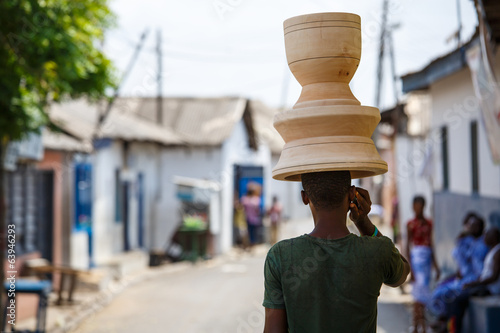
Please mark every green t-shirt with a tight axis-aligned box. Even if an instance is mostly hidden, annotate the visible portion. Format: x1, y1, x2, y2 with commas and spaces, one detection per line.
263, 233, 404, 333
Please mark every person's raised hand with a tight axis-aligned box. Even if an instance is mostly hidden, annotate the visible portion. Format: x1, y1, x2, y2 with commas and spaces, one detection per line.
349, 187, 372, 225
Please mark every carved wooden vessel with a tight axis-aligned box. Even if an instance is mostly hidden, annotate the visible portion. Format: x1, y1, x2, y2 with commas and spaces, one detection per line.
272, 12, 388, 181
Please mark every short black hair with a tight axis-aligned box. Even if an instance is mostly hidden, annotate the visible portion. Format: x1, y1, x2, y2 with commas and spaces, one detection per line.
301, 171, 351, 210
486, 227, 500, 243
413, 195, 426, 206
463, 212, 485, 232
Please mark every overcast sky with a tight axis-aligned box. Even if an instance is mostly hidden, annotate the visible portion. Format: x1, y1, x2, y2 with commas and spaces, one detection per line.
103, 0, 478, 110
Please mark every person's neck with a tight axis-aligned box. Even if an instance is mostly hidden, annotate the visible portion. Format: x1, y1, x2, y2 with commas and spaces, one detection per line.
309, 209, 350, 240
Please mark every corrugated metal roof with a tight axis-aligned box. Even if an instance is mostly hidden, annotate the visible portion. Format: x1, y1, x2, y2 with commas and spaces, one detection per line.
247, 100, 285, 154
48, 97, 284, 152
401, 34, 479, 93
49, 99, 182, 145
42, 128, 92, 152
115, 97, 247, 146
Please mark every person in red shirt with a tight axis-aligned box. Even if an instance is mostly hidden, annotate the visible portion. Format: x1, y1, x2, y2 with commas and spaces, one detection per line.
406, 195, 440, 333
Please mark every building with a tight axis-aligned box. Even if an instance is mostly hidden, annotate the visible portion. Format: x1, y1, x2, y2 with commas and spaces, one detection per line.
46, 96, 305, 268
50, 99, 181, 268
398, 3, 500, 272
116, 97, 307, 255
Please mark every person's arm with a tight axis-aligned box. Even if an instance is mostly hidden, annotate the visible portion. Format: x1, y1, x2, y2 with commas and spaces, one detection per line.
349, 188, 380, 236
349, 188, 411, 287
464, 251, 500, 288
430, 227, 441, 281
264, 308, 287, 333
406, 223, 414, 282
386, 255, 411, 287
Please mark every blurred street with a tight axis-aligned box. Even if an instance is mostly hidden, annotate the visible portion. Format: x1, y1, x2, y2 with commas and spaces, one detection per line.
71, 218, 412, 333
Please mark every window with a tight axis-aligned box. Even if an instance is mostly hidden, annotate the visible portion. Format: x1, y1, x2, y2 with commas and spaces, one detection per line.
470, 121, 479, 193
115, 169, 123, 223
5, 166, 53, 257
441, 126, 449, 190
74, 163, 92, 231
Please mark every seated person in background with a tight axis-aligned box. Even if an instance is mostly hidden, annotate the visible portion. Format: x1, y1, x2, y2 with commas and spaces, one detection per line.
429, 213, 489, 324
448, 227, 500, 333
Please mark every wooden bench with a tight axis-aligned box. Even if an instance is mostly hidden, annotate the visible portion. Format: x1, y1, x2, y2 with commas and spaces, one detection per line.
25, 259, 89, 305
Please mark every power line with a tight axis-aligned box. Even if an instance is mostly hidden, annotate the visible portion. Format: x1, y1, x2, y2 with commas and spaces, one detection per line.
110, 32, 283, 64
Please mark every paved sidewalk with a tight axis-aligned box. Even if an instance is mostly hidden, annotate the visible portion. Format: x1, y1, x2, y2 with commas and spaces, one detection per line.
13, 261, 195, 332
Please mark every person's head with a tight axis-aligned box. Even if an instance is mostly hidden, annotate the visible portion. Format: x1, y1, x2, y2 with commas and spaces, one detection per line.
464, 212, 485, 238
300, 171, 351, 212
484, 227, 500, 248
412, 195, 426, 217
272, 196, 278, 204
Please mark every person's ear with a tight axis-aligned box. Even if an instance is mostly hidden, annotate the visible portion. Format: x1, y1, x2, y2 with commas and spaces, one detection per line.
348, 185, 356, 202
301, 190, 309, 205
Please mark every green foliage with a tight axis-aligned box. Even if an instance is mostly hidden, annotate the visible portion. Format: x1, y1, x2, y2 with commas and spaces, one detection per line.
0, 0, 116, 141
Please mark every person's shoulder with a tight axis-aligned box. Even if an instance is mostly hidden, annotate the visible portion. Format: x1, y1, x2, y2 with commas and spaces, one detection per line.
365, 235, 394, 246
407, 218, 416, 226
358, 235, 398, 256
269, 235, 308, 250
266, 236, 305, 262
271, 235, 306, 249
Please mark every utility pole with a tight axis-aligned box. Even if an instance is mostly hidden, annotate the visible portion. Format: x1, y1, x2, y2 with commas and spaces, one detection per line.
375, 0, 388, 109
387, 25, 400, 105
156, 29, 163, 124
456, 0, 463, 47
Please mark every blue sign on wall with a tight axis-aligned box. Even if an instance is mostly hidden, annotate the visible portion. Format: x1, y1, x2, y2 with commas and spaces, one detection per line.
75, 163, 92, 232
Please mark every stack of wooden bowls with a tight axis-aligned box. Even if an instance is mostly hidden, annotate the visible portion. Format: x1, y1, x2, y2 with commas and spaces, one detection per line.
272, 12, 388, 181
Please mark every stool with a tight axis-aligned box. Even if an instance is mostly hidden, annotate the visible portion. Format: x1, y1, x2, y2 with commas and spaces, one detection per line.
3, 279, 52, 333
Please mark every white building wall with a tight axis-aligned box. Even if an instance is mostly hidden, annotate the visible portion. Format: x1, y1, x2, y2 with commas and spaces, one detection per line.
128, 142, 162, 250
92, 140, 124, 265
394, 136, 434, 238
403, 57, 500, 272
155, 147, 222, 251
429, 66, 500, 198
269, 154, 310, 221
220, 119, 272, 253
479, 121, 500, 198
70, 231, 89, 270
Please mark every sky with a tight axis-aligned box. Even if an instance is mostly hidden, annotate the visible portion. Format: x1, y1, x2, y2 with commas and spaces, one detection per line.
103, 0, 478, 111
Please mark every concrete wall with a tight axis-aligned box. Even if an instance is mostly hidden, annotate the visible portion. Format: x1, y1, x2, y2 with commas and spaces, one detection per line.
128, 142, 162, 250
434, 192, 500, 274
220, 119, 273, 253
155, 146, 222, 251
429, 57, 500, 198
37, 150, 65, 268
394, 135, 434, 247
404, 57, 500, 271
92, 140, 125, 265
269, 154, 310, 221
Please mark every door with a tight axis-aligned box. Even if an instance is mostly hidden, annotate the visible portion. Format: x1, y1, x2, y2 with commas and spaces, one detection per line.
74, 163, 93, 266
36, 170, 54, 262
234, 165, 265, 243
